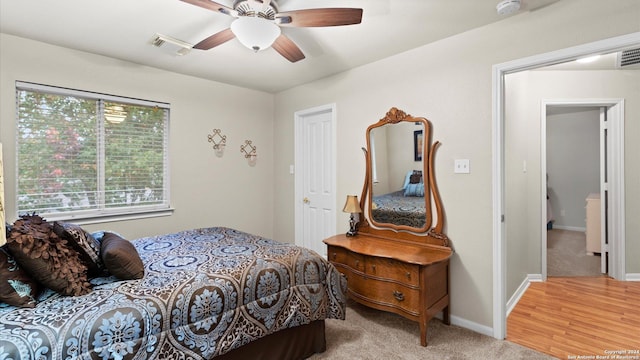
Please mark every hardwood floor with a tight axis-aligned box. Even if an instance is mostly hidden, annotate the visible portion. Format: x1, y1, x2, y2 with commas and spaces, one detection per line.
507, 276, 640, 359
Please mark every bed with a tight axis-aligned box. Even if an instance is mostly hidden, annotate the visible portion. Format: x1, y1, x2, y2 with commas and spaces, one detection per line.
371, 190, 426, 228
0, 224, 347, 359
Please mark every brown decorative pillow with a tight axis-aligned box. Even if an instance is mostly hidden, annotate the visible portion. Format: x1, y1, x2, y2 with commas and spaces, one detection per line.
6, 214, 91, 296
53, 221, 105, 277
409, 170, 422, 184
101, 232, 144, 280
0, 247, 40, 307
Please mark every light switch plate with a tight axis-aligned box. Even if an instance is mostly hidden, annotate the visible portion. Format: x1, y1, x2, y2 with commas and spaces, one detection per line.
454, 159, 470, 174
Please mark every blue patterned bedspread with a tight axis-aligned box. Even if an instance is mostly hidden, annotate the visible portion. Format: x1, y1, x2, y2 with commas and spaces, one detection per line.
372, 191, 426, 228
0, 227, 347, 359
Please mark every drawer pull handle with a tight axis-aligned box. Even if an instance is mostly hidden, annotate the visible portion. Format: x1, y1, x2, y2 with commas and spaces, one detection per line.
372, 264, 376, 272
393, 290, 405, 301
406, 272, 411, 279
355, 260, 360, 267
332, 252, 337, 260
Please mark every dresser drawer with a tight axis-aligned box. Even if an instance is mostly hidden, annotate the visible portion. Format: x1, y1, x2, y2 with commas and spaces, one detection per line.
328, 246, 347, 264
328, 246, 365, 273
366, 257, 420, 287
350, 277, 420, 315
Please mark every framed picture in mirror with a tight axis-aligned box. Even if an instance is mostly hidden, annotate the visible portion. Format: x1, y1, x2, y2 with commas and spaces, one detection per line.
414, 130, 423, 161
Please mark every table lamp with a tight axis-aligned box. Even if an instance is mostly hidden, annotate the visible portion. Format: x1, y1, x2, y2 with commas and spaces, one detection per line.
343, 195, 362, 236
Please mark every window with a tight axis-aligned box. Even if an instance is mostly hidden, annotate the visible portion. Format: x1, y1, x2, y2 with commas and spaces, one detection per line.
16, 81, 170, 222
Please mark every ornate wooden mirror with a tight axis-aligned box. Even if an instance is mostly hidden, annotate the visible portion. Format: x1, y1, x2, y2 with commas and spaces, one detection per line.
358, 107, 448, 246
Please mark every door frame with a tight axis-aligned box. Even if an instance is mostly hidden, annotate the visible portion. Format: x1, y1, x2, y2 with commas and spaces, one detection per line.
293, 103, 337, 249
540, 99, 625, 280
492, 32, 639, 340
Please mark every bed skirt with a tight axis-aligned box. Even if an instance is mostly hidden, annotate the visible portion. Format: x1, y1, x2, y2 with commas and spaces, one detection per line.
216, 320, 326, 360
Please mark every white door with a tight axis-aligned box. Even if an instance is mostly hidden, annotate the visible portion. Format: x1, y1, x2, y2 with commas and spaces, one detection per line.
599, 107, 608, 274
294, 104, 336, 257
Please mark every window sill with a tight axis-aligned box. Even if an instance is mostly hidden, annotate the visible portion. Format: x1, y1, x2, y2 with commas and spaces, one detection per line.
41, 208, 175, 226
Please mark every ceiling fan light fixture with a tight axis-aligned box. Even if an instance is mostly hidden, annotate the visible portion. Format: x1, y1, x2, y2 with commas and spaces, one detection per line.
104, 105, 127, 124
231, 16, 281, 52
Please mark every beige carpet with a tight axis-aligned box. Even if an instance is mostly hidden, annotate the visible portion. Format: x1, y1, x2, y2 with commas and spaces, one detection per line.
547, 229, 601, 277
309, 300, 554, 360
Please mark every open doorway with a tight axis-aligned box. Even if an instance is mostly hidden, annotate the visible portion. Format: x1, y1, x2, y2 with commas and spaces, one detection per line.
545, 105, 603, 277
540, 99, 625, 281
492, 32, 639, 340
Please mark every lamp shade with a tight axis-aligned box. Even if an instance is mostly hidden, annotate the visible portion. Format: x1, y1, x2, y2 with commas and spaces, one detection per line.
342, 195, 362, 214
231, 17, 281, 52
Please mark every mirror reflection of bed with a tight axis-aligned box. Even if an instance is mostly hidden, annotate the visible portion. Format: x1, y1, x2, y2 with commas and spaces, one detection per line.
371, 170, 426, 228
369, 120, 428, 229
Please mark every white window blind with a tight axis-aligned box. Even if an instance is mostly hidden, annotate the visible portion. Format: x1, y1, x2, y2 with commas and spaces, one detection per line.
15, 81, 170, 221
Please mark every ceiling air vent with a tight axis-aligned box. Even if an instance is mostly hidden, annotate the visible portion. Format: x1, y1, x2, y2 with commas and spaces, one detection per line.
617, 48, 640, 69
150, 33, 193, 56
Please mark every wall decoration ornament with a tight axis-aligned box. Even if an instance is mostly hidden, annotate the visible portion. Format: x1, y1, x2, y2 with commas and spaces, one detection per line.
207, 129, 227, 157
240, 140, 257, 166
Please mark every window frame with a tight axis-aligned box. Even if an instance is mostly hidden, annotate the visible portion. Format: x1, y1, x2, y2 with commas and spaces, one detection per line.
15, 81, 172, 224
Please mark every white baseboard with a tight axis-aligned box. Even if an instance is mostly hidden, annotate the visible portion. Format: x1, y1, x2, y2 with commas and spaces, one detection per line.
450, 315, 494, 337
626, 273, 640, 281
552, 225, 586, 232
506, 274, 542, 316
433, 312, 493, 337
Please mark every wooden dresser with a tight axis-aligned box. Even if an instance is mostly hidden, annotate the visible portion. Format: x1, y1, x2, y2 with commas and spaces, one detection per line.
328, 107, 453, 346
324, 233, 451, 346
585, 193, 601, 255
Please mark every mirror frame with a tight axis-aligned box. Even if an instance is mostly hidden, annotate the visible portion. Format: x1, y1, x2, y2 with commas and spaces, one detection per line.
365, 109, 432, 233
358, 107, 448, 246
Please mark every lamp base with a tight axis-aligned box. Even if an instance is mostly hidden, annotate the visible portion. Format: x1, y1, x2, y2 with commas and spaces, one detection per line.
346, 215, 358, 236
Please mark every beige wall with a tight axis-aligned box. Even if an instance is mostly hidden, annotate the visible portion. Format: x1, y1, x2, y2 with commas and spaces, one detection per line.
0, 33, 276, 240
371, 121, 422, 195
386, 121, 423, 191
504, 71, 538, 296
547, 108, 600, 230
273, 0, 640, 328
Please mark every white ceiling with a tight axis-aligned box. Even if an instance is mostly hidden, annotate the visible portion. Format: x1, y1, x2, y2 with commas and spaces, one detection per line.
1, 0, 561, 93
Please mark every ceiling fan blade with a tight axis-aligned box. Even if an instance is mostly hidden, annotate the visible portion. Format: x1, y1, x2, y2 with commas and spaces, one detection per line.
180, 0, 237, 17
275, 8, 363, 27
193, 28, 235, 50
272, 34, 305, 63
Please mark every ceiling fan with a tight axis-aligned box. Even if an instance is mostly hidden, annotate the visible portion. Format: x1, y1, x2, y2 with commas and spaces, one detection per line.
181, 0, 363, 62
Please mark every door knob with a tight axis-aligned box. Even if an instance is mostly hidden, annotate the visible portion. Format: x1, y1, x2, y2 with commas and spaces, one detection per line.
303, 197, 310, 204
